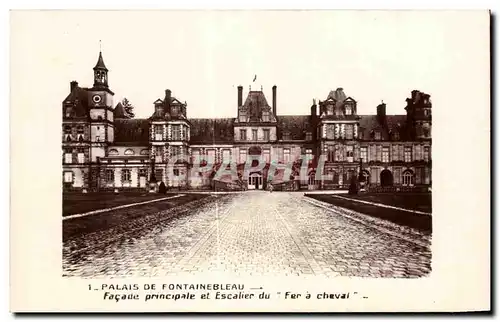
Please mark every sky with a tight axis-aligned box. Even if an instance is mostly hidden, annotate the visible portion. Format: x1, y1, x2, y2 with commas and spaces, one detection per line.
11, 10, 489, 119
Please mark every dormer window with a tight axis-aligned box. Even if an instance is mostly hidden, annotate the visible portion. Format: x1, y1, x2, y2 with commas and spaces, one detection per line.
393, 131, 400, 140
345, 105, 352, 115
65, 106, 73, 118
375, 131, 381, 140
262, 111, 270, 122
239, 111, 247, 123
283, 131, 291, 141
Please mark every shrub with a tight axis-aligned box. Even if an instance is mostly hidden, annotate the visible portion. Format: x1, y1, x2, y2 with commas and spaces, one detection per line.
348, 176, 359, 195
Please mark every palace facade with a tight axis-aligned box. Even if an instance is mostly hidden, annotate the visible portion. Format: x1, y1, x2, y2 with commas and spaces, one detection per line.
62, 51, 432, 192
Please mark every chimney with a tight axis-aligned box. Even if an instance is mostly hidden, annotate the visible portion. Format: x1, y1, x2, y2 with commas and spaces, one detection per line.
311, 99, 318, 143
237, 85, 243, 107
272, 85, 277, 116
310, 99, 317, 117
70, 81, 78, 92
377, 103, 387, 125
164, 89, 172, 110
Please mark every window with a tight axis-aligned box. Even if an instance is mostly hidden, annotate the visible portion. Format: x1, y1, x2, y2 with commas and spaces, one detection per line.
335, 145, 343, 162
306, 149, 312, 162
345, 124, 354, 140
105, 169, 114, 182
393, 131, 400, 140
392, 145, 399, 161
63, 171, 73, 183
376, 145, 382, 161
172, 125, 181, 140
64, 153, 72, 164
252, 129, 258, 141
155, 169, 163, 181
393, 167, 401, 184
282, 131, 291, 141
262, 112, 270, 122
207, 149, 216, 163
108, 149, 119, 156
402, 170, 414, 186
369, 145, 376, 162
65, 107, 72, 118
346, 146, 354, 162
327, 146, 335, 162
415, 167, 423, 184
64, 126, 71, 134
360, 147, 368, 162
171, 146, 180, 157
155, 146, 163, 162
222, 149, 231, 162
370, 167, 381, 184
239, 112, 246, 123
122, 169, 131, 182
124, 149, 135, 155
240, 129, 247, 141
263, 129, 270, 141
283, 148, 291, 163
263, 149, 270, 163
404, 147, 412, 162
239, 149, 247, 163
140, 149, 149, 155
139, 169, 147, 177
77, 126, 84, 134
155, 125, 163, 140
424, 146, 430, 161
173, 169, 180, 176
305, 132, 312, 141
415, 145, 422, 161
77, 151, 85, 164
192, 149, 200, 163
382, 147, 390, 162
345, 105, 352, 115
375, 131, 381, 140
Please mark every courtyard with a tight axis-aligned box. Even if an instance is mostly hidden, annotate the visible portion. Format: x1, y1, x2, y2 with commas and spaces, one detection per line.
62, 191, 432, 278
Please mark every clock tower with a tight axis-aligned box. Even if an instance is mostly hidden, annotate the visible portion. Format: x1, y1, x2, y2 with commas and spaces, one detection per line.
87, 50, 115, 162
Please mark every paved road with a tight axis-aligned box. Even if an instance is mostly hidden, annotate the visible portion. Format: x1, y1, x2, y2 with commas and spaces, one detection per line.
63, 191, 431, 278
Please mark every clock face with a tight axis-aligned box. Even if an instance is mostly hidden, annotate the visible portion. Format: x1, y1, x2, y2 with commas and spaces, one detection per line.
92, 95, 102, 104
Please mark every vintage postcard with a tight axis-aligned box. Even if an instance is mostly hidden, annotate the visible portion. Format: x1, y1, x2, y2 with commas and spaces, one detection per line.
10, 10, 490, 312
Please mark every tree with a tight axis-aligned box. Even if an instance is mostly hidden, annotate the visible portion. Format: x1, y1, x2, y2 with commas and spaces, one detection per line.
121, 98, 135, 118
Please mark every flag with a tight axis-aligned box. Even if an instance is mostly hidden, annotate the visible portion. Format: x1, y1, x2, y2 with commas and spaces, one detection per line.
253, 74, 257, 82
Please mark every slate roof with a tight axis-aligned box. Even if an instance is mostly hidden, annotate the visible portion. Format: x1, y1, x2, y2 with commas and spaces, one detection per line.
358, 115, 408, 141
114, 119, 150, 144
276, 115, 312, 140
189, 118, 235, 144
62, 86, 89, 118
94, 51, 108, 70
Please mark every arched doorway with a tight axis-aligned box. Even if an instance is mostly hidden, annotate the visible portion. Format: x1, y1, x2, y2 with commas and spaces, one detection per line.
402, 169, 414, 186
380, 169, 393, 187
248, 172, 263, 190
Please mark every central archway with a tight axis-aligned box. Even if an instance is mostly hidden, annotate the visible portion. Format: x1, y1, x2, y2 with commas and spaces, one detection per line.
380, 169, 393, 187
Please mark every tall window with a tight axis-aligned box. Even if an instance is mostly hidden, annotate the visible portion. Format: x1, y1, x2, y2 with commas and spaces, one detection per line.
393, 167, 401, 184
239, 149, 247, 163
207, 149, 215, 163
240, 129, 247, 141
283, 148, 291, 163
155, 125, 163, 140
376, 145, 382, 161
155, 169, 163, 181
155, 146, 163, 162
345, 124, 354, 139
171, 146, 180, 157
415, 167, 423, 184
327, 146, 335, 162
402, 170, 414, 186
305, 132, 312, 141
415, 145, 422, 160
122, 169, 131, 182
64, 152, 72, 164
262, 112, 270, 122
77, 149, 85, 164
424, 146, 430, 161
263, 149, 270, 163
222, 149, 231, 163
369, 145, 376, 162
370, 167, 380, 184
345, 105, 352, 115
105, 169, 114, 182
306, 149, 312, 162
360, 147, 368, 162
346, 146, 354, 162
239, 111, 246, 123
392, 145, 399, 161
63, 171, 73, 183
382, 147, 390, 162
172, 125, 181, 140
263, 129, 270, 141
252, 129, 258, 141
404, 146, 412, 162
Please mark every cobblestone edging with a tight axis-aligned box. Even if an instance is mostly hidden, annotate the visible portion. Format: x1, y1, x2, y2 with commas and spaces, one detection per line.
63, 195, 227, 261
303, 196, 432, 249
63, 194, 185, 220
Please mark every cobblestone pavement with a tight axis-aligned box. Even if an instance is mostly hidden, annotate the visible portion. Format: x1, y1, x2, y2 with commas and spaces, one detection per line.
63, 191, 431, 278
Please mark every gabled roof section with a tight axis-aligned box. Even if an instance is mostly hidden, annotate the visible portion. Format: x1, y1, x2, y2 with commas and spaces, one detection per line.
242, 91, 271, 109
113, 102, 132, 119
358, 115, 409, 140
114, 119, 149, 144
190, 118, 235, 144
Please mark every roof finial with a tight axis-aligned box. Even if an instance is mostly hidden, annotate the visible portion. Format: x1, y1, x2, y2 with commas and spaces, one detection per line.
99, 40, 102, 52
381, 99, 384, 104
